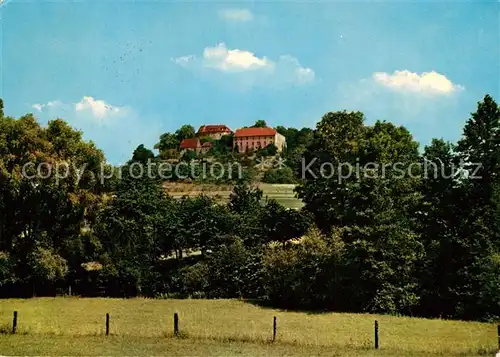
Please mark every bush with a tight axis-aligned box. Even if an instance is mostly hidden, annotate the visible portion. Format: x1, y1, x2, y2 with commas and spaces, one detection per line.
179, 262, 210, 297
28, 246, 68, 282
263, 166, 296, 184
181, 150, 197, 162
0, 251, 16, 286
262, 228, 347, 310
178, 238, 265, 299
257, 144, 278, 157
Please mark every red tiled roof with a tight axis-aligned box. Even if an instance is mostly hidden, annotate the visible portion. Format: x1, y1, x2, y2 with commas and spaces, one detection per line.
202, 141, 214, 147
179, 138, 201, 149
197, 125, 232, 135
234, 127, 277, 137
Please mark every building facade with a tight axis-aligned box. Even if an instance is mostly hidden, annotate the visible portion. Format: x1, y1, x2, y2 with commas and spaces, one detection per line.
233, 127, 286, 153
200, 141, 214, 155
196, 125, 232, 140
179, 138, 202, 155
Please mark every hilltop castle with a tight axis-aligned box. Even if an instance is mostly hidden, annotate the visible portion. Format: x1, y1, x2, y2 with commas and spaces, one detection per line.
179, 124, 286, 155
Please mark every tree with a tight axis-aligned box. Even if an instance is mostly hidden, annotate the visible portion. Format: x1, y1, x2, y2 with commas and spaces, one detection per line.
155, 132, 179, 156
276, 126, 313, 152
228, 182, 263, 215
276, 125, 288, 137
219, 134, 233, 148
209, 134, 234, 160
228, 183, 265, 245
296, 112, 423, 313
28, 246, 68, 285
181, 150, 197, 162
180, 236, 264, 299
0, 110, 109, 296
175, 125, 196, 142
415, 139, 459, 317
413, 96, 500, 320
276, 127, 314, 176
131, 144, 155, 164
252, 120, 267, 128
296, 111, 366, 231
446, 94, 500, 319
95, 162, 166, 296
0, 251, 16, 290
262, 228, 346, 309
261, 200, 312, 245
204, 237, 264, 298
263, 166, 296, 184
155, 126, 195, 159
257, 144, 278, 157
199, 137, 215, 145
456, 94, 500, 231
164, 196, 235, 259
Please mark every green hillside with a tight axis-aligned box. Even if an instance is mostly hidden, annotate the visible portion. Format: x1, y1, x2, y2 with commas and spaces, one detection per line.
164, 182, 304, 209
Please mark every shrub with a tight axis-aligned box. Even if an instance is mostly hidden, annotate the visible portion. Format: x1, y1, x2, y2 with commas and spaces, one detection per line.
262, 228, 347, 310
263, 166, 296, 184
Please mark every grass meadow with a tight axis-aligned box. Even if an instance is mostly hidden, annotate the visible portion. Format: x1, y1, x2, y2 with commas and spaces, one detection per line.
164, 182, 305, 209
0, 298, 497, 356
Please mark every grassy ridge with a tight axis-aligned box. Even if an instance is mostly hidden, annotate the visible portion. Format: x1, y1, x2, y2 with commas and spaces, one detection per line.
0, 298, 496, 356
164, 182, 305, 209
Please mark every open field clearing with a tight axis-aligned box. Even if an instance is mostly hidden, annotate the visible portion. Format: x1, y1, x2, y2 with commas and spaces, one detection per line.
0, 335, 493, 357
164, 182, 305, 209
0, 298, 496, 356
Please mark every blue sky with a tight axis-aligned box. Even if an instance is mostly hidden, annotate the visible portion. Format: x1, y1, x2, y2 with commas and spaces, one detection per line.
1, 0, 498, 164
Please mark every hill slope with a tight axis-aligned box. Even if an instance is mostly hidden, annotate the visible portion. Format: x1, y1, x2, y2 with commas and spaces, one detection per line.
163, 182, 305, 209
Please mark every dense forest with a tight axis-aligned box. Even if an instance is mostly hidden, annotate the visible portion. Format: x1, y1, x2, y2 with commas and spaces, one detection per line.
0, 95, 499, 322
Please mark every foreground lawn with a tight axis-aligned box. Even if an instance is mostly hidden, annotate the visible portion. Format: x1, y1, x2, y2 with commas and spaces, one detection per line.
0, 298, 496, 356
0, 335, 493, 357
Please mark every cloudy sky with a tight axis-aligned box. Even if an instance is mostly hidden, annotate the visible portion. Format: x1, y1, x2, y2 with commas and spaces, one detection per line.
1, 1, 498, 164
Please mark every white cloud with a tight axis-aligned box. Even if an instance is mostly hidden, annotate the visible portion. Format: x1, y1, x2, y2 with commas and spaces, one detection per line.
30, 97, 164, 164
373, 70, 464, 95
32, 100, 62, 112
32, 104, 44, 112
172, 43, 315, 88
32, 97, 127, 125
0, 0, 13, 8
278, 55, 315, 84
202, 43, 272, 72
46, 100, 61, 108
218, 8, 253, 22
173, 55, 195, 67
74, 96, 125, 119
330, 74, 464, 137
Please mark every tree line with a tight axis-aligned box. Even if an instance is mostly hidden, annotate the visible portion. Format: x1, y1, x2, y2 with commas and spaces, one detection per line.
0, 95, 499, 321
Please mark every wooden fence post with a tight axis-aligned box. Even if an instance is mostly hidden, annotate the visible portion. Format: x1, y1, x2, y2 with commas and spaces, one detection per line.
273, 316, 277, 342
105, 313, 110, 336
374, 320, 379, 349
12, 311, 17, 334
174, 312, 179, 336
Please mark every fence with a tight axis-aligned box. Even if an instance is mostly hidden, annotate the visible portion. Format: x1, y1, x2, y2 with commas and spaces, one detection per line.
8, 310, 384, 348
7, 310, 500, 351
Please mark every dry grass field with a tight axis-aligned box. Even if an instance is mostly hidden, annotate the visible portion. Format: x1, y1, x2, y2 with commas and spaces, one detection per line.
163, 182, 305, 209
0, 298, 496, 356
